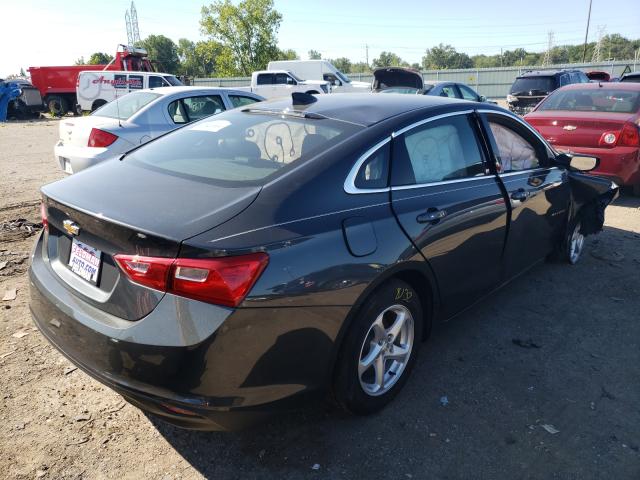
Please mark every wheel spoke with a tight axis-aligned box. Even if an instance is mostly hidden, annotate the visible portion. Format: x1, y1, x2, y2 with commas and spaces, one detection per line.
358, 343, 382, 376
373, 354, 385, 390
386, 309, 406, 341
384, 344, 410, 362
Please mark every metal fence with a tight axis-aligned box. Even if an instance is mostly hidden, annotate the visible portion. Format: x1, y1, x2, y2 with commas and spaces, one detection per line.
193, 59, 638, 100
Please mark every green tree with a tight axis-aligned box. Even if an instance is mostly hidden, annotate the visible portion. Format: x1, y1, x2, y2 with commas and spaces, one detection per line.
138, 35, 180, 74
350, 62, 371, 74
372, 51, 407, 68
330, 57, 352, 73
422, 44, 473, 69
74, 56, 86, 65
87, 52, 114, 65
278, 48, 299, 60
201, 0, 282, 76
19, 68, 26, 77
308, 49, 322, 60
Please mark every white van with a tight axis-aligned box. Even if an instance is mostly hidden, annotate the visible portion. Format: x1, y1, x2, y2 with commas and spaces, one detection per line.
267, 60, 370, 93
76, 70, 182, 112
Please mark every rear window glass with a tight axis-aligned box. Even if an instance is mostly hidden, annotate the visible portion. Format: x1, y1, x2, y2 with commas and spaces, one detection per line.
620, 75, 640, 83
127, 110, 362, 186
539, 89, 640, 113
510, 77, 555, 95
92, 92, 160, 120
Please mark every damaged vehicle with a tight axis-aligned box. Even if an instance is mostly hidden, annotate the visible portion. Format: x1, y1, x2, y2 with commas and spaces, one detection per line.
373, 67, 493, 103
507, 69, 589, 115
30, 93, 617, 431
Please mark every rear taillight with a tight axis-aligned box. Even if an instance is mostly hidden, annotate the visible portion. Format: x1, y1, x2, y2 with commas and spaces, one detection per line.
619, 122, 640, 147
599, 122, 640, 148
88, 128, 118, 148
40, 202, 48, 232
113, 253, 269, 307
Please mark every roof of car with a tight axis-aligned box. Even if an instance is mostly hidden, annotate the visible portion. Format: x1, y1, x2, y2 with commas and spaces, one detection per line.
556, 82, 640, 91
518, 69, 581, 78
245, 93, 481, 127
140, 86, 260, 96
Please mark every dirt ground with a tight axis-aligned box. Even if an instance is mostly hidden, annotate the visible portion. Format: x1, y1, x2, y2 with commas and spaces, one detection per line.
0, 118, 639, 480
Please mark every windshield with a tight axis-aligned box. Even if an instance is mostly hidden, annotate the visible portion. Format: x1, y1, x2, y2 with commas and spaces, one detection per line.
127, 110, 363, 186
620, 74, 640, 83
539, 89, 640, 114
92, 91, 161, 120
335, 70, 351, 84
163, 75, 183, 86
510, 77, 555, 95
288, 71, 303, 82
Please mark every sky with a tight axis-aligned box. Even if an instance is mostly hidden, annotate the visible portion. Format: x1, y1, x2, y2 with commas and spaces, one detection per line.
2, 0, 639, 77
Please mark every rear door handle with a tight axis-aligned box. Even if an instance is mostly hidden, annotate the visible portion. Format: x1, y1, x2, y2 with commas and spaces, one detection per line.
510, 189, 529, 201
417, 209, 447, 224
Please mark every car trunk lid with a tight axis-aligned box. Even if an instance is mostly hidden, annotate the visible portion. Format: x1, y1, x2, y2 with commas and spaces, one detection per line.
58, 116, 120, 148
372, 67, 423, 92
41, 160, 261, 320
526, 111, 637, 149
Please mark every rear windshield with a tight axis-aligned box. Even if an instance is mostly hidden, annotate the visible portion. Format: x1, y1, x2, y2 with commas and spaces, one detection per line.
92, 91, 160, 120
127, 110, 363, 186
539, 89, 640, 113
510, 77, 555, 95
620, 75, 640, 83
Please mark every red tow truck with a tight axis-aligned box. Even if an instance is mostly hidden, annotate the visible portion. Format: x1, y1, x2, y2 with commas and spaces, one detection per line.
28, 45, 155, 116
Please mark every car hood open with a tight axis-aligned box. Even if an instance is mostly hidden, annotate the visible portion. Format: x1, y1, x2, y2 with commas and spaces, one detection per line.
372, 67, 424, 92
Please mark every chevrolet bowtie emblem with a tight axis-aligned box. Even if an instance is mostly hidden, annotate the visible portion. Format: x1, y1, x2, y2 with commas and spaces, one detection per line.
563, 125, 577, 131
63, 219, 80, 236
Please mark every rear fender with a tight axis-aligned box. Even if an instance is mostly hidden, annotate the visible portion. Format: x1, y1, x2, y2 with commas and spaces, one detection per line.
568, 172, 619, 235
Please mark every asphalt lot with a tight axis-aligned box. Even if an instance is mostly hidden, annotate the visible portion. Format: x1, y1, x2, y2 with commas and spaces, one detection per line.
0, 117, 639, 479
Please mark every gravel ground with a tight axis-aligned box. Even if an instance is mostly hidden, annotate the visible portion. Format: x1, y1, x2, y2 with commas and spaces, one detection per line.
0, 118, 639, 480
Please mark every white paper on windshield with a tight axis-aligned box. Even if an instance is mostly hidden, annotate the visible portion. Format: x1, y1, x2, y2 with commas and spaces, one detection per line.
191, 120, 231, 133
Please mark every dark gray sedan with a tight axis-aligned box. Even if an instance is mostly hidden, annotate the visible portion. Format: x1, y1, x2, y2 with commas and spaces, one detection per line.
30, 93, 617, 430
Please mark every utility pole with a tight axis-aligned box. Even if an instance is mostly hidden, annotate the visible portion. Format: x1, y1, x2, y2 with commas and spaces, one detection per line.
582, 0, 593, 62
592, 25, 606, 63
365, 44, 369, 67
542, 31, 554, 66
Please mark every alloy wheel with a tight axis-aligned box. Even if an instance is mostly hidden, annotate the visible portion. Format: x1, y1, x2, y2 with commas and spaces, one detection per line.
358, 304, 414, 396
569, 221, 585, 264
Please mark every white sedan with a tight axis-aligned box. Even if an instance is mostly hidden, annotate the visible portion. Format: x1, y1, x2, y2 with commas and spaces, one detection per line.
54, 86, 263, 174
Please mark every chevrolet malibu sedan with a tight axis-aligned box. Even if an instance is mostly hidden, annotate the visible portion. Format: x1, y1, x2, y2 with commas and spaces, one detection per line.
54, 87, 263, 174
30, 93, 618, 430
525, 82, 640, 195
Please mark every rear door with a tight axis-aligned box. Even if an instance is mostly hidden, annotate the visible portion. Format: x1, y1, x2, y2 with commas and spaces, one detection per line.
479, 111, 570, 279
390, 111, 508, 318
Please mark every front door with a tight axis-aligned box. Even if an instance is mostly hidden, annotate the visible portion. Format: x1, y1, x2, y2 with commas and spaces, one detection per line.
391, 111, 508, 319
479, 112, 570, 279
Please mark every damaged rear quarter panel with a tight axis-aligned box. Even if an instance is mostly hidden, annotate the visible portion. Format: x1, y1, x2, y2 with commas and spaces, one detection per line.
568, 172, 620, 235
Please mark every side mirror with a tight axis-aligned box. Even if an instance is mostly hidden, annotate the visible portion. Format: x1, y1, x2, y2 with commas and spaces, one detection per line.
556, 152, 600, 172
479, 95, 487, 102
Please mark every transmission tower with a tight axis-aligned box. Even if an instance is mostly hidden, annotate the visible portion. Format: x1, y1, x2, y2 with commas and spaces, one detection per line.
125, 2, 141, 48
542, 31, 555, 66
591, 25, 606, 62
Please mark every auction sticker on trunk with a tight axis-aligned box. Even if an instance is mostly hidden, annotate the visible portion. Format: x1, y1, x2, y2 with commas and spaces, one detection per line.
68, 239, 101, 284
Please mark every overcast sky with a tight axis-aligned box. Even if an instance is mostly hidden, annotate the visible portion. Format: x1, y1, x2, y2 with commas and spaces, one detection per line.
2, 0, 638, 77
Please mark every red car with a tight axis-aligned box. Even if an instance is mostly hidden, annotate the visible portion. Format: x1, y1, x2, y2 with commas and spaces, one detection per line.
525, 82, 640, 195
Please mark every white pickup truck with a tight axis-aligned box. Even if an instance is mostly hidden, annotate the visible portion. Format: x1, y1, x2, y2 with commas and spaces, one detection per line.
238, 70, 330, 99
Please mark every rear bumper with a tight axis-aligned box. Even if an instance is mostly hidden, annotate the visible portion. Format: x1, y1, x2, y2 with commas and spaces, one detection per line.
555, 145, 640, 186
28, 233, 348, 430
54, 141, 125, 174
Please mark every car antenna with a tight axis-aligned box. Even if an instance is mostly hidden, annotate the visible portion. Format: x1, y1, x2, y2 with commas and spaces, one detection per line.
115, 89, 122, 127
292, 92, 317, 106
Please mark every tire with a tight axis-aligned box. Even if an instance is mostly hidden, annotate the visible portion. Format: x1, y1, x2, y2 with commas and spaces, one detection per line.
91, 100, 107, 112
47, 96, 68, 116
564, 216, 586, 265
333, 279, 423, 415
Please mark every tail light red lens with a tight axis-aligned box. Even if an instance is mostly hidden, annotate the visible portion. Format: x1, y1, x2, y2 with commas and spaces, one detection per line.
619, 122, 640, 147
40, 202, 48, 232
113, 253, 269, 307
88, 128, 118, 148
